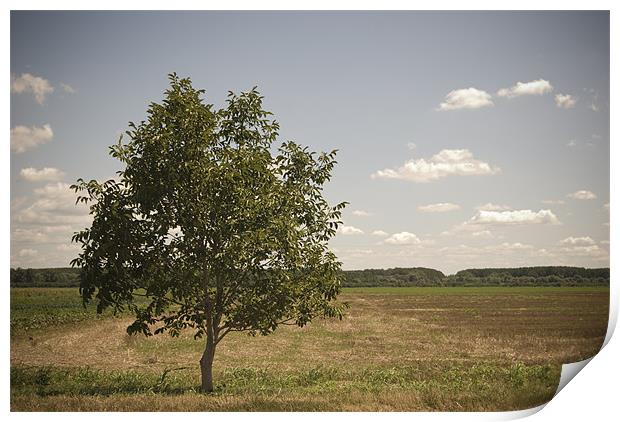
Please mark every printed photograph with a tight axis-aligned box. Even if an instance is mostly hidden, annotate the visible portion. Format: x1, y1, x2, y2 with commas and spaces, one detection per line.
9, 10, 610, 412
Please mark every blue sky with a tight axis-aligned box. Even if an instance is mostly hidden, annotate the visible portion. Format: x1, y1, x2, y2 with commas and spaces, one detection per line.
10, 11, 609, 274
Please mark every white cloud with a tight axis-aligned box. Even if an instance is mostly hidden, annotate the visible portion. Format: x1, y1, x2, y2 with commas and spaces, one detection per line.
352, 210, 372, 217
34, 182, 74, 196
497, 79, 553, 98
343, 248, 374, 258
559, 244, 607, 259
587, 91, 600, 112
495, 242, 534, 251
470, 209, 561, 225
555, 94, 577, 109
12, 225, 74, 244
18, 248, 38, 257
471, 230, 493, 238
407, 142, 417, 150
542, 199, 565, 205
371, 230, 389, 237
20, 167, 65, 182
476, 203, 510, 211
56, 243, 81, 252
567, 190, 597, 200
11, 124, 54, 154
372, 149, 499, 182
13, 228, 51, 243
384, 231, 421, 245
60, 83, 76, 94
16, 182, 91, 226
338, 225, 364, 235
11, 182, 92, 268
567, 135, 600, 149
11, 73, 54, 104
560, 236, 595, 246
418, 202, 460, 213
436, 88, 493, 111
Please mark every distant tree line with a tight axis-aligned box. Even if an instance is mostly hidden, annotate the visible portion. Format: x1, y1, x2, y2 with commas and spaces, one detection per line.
445, 266, 609, 287
10, 267, 81, 287
343, 267, 446, 287
343, 266, 609, 287
10, 266, 610, 288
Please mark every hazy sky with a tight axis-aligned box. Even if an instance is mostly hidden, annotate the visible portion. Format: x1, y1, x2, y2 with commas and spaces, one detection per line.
10, 11, 610, 274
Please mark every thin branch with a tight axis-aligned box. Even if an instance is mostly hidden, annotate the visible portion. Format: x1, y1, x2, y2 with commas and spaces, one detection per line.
215, 326, 232, 344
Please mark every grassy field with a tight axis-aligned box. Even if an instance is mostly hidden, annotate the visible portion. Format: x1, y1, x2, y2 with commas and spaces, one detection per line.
10, 286, 609, 411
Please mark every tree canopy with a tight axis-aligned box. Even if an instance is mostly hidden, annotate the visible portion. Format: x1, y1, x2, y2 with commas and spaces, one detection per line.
70, 73, 347, 391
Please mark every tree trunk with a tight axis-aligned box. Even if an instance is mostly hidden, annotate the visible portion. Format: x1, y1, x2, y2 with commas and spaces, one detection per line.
200, 335, 216, 392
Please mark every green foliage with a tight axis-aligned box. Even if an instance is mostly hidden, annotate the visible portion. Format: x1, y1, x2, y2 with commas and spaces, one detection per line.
343, 266, 609, 287
447, 266, 609, 287
10, 362, 558, 397
343, 267, 445, 287
11, 288, 98, 333
10, 268, 80, 287
69, 73, 347, 347
10, 288, 143, 335
456, 266, 609, 278
11, 265, 611, 288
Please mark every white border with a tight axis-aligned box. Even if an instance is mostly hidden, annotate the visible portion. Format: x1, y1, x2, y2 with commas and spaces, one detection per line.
3, 2, 616, 421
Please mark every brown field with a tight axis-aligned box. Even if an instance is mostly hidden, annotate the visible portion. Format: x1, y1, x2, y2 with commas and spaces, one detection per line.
10, 286, 609, 411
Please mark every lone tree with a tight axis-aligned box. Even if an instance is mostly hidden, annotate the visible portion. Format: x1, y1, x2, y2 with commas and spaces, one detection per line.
71, 74, 347, 392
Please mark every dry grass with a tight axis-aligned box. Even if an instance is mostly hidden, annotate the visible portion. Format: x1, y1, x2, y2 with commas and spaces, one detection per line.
10, 287, 609, 411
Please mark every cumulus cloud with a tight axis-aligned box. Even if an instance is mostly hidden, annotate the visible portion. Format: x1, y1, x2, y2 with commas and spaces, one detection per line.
436, 88, 493, 111
555, 94, 577, 109
56, 243, 81, 252
11, 182, 93, 267
16, 182, 91, 226
476, 203, 510, 211
471, 230, 493, 238
418, 203, 460, 213
10, 124, 54, 153
371, 230, 389, 237
11, 73, 54, 104
384, 232, 421, 245
559, 244, 607, 259
352, 210, 372, 217
542, 199, 565, 205
338, 225, 364, 235
407, 142, 417, 150
12, 225, 74, 243
371, 149, 499, 183
18, 248, 38, 257
13, 228, 51, 243
587, 91, 600, 112
495, 242, 534, 251
60, 83, 76, 94
560, 236, 595, 246
567, 190, 596, 200
20, 167, 65, 182
343, 248, 375, 258
497, 79, 553, 98
470, 209, 561, 225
